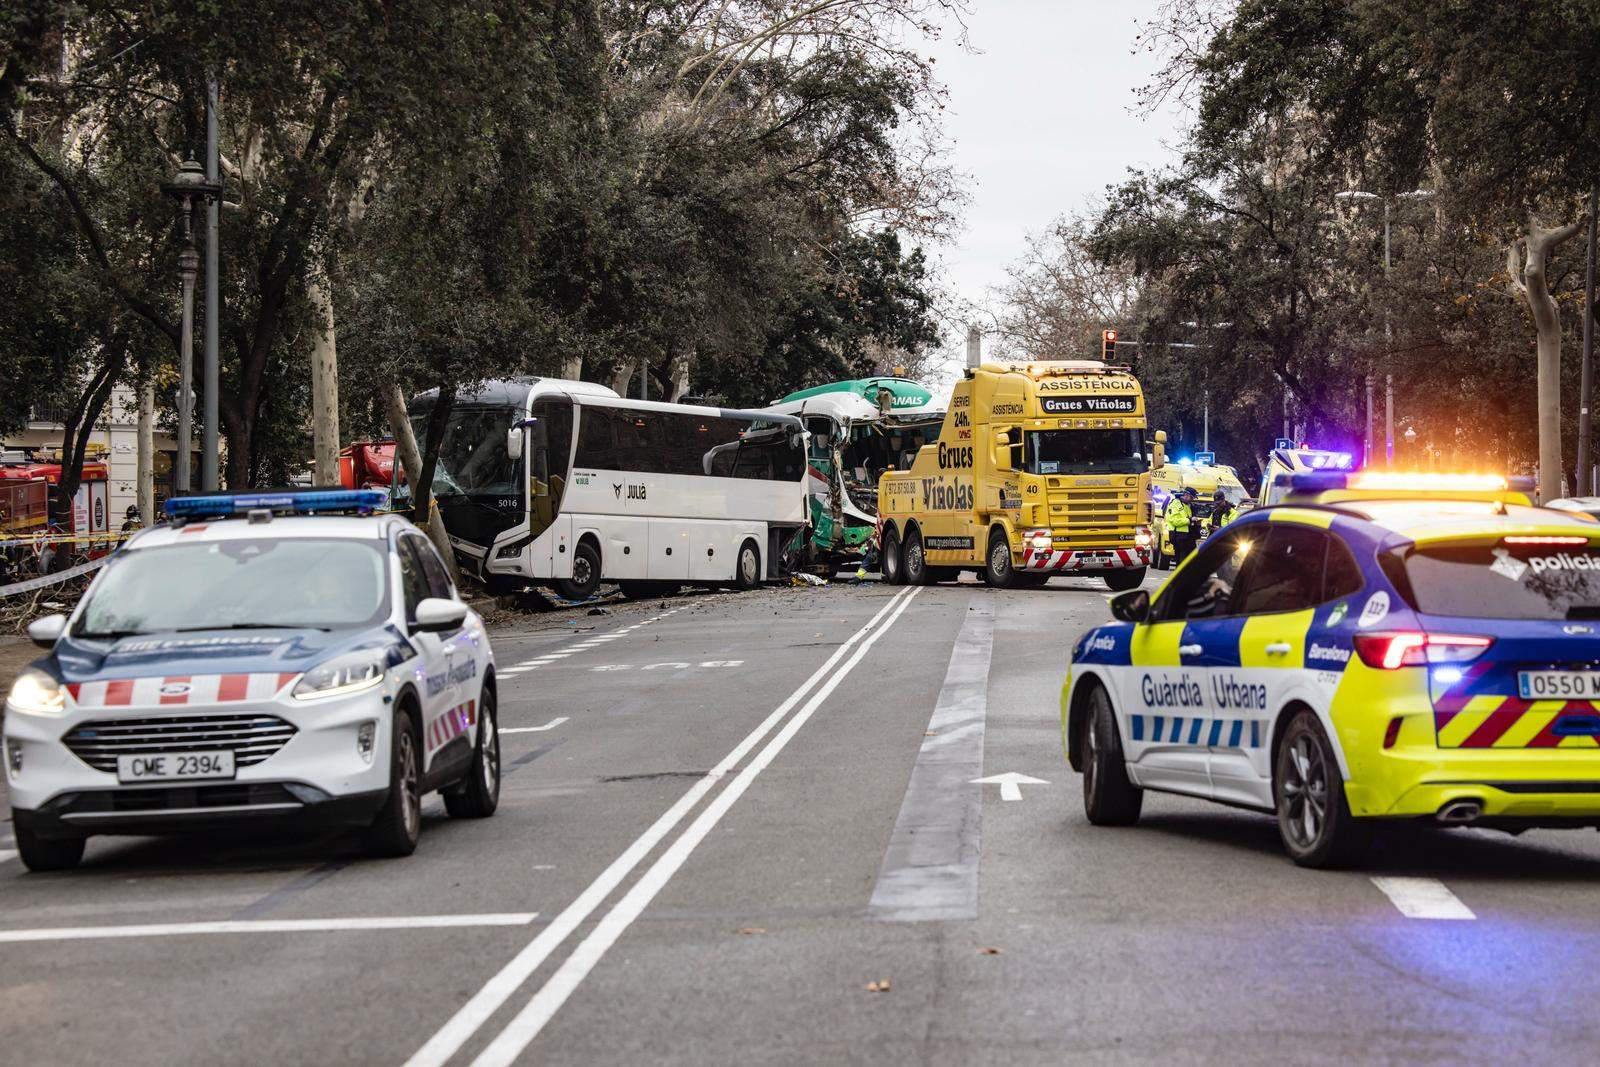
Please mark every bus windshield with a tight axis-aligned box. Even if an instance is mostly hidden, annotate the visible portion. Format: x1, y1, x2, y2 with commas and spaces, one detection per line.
1025, 429, 1144, 475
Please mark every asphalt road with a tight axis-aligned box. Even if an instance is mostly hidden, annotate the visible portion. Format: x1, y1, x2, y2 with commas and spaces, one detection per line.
6, 575, 1600, 1065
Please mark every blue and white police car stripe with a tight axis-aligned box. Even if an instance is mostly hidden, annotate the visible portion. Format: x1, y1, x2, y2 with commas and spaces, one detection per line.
1129, 713, 1263, 748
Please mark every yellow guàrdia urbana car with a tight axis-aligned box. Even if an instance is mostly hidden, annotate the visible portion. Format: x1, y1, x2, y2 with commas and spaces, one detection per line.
1060, 471, 1600, 867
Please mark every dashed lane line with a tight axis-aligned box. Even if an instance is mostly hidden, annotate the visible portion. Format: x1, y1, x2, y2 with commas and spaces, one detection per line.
0, 913, 540, 943
500, 718, 569, 734
0, 850, 16, 866
403, 588, 918, 1067
1370, 876, 1476, 920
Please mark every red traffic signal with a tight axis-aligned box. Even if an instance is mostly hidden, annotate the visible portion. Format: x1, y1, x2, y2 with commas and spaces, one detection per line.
1102, 329, 1118, 361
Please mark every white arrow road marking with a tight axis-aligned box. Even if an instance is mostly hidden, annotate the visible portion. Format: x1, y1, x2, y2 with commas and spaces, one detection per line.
0, 850, 16, 865
500, 718, 569, 734
0, 913, 540, 943
1370, 877, 1475, 920
971, 772, 1049, 802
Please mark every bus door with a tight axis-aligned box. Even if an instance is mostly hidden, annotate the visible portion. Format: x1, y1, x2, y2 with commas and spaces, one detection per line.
527, 398, 573, 576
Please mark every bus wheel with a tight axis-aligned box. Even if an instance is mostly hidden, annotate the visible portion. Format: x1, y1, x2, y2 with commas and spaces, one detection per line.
984, 531, 1018, 589
1103, 568, 1145, 592
554, 540, 601, 601
903, 527, 931, 585
735, 540, 761, 591
881, 527, 904, 585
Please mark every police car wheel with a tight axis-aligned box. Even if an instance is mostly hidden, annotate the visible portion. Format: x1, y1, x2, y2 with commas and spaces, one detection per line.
1274, 710, 1368, 868
881, 527, 904, 585
15, 824, 85, 872
554, 541, 601, 601
363, 711, 423, 857
903, 528, 930, 585
446, 689, 501, 819
984, 532, 1018, 588
1082, 686, 1142, 826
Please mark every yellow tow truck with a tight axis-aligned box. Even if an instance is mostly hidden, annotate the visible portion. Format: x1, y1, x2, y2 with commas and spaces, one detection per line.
877, 359, 1155, 591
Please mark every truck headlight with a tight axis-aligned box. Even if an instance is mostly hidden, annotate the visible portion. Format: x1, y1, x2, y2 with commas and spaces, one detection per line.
1135, 527, 1153, 548
293, 649, 387, 700
1029, 529, 1053, 551
7, 669, 66, 717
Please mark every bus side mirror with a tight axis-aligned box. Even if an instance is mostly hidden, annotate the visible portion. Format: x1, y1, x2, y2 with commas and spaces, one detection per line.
506, 426, 524, 461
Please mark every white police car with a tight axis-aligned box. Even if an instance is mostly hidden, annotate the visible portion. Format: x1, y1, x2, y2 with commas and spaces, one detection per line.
4, 490, 500, 870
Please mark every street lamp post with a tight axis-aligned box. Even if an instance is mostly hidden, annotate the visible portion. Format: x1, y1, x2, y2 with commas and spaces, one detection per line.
1336, 188, 1434, 468
162, 159, 222, 495
1403, 425, 1418, 468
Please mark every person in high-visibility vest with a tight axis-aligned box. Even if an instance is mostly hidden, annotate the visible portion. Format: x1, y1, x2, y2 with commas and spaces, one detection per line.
1210, 488, 1237, 531
1165, 487, 1199, 563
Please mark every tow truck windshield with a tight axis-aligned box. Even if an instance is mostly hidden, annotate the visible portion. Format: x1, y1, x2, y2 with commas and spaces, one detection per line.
76, 539, 390, 636
1025, 429, 1144, 476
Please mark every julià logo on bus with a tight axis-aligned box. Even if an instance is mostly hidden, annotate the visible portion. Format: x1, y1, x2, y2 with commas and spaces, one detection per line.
613, 483, 647, 500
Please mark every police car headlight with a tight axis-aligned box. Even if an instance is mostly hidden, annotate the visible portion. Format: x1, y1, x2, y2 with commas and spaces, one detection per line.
7, 669, 66, 717
293, 649, 387, 700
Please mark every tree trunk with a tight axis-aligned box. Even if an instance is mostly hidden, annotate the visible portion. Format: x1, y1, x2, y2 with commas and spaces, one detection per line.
667, 349, 692, 401
307, 270, 342, 486
1511, 218, 1584, 502
381, 381, 459, 583
137, 375, 154, 526
560, 355, 583, 381
609, 360, 636, 397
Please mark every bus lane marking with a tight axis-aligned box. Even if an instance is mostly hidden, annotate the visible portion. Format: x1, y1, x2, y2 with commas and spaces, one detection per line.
404, 587, 919, 1067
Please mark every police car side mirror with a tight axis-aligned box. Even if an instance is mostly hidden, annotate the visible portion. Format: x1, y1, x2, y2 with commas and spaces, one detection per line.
27, 613, 67, 649
1109, 589, 1150, 624
414, 597, 468, 634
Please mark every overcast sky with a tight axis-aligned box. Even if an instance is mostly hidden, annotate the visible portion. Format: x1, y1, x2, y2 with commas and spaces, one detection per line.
924, 0, 1191, 336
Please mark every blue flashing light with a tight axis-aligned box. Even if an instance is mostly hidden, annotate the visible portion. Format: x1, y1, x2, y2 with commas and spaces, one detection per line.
165, 489, 389, 519
1304, 451, 1354, 471
1177, 456, 1193, 466
1281, 472, 1351, 493
1433, 667, 1464, 686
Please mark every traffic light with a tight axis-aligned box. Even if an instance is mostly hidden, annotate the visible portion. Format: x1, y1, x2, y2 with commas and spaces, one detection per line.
1102, 329, 1118, 362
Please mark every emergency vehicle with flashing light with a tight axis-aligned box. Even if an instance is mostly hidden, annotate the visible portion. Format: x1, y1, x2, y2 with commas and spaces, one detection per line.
1149, 458, 1251, 569
3, 489, 500, 871
1061, 470, 1600, 867
877, 360, 1156, 591
1257, 446, 1356, 506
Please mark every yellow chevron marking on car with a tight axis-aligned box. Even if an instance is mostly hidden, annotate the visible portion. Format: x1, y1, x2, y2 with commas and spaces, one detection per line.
1238, 609, 1315, 668
1129, 621, 1183, 666
1267, 508, 1335, 528
1435, 695, 1506, 747
1498, 701, 1568, 748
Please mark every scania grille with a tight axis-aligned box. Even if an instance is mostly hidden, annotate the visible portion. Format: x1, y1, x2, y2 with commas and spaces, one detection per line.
63, 714, 297, 772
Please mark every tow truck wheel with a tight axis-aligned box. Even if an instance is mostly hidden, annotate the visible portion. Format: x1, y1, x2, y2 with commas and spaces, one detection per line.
902, 527, 931, 585
554, 540, 601, 601
1274, 709, 1369, 868
14, 824, 85, 872
881, 527, 904, 585
983, 531, 1018, 589
1103, 568, 1145, 592
445, 688, 500, 819
363, 710, 422, 857
1082, 685, 1141, 826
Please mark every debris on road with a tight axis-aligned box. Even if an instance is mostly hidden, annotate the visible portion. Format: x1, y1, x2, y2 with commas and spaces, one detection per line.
866, 979, 892, 993
790, 572, 828, 587
738, 927, 766, 935
978, 947, 1002, 956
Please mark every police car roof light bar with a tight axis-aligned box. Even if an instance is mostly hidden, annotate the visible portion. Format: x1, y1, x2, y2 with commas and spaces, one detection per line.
165, 488, 389, 520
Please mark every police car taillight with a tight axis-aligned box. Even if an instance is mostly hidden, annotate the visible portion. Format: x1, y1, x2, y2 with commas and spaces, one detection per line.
1352, 632, 1492, 670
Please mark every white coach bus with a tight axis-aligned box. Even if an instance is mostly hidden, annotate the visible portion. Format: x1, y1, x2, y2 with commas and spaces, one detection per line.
409, 378, 807, 600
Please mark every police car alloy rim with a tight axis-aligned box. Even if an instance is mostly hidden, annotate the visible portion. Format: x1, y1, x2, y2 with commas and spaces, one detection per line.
399, 730, 421, 840
1280, 734, 1329, 849
481, 702, 500, 796
1083, 710, 1100, 794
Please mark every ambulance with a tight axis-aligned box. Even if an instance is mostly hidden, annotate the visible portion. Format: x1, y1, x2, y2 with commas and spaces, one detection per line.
877, 360, 1155, 590
1149, 458, 1250, 568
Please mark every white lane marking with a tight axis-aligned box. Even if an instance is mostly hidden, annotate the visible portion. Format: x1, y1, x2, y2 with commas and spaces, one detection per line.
971, 772, 1049, 802
0, 913, 540, 943
404, 587, 917, 1067
1370, 877, 1476, 920
470, 589, 923, 1067
0, 850, 16, 865
500, 718, 570, 734
589, 660, 744, 673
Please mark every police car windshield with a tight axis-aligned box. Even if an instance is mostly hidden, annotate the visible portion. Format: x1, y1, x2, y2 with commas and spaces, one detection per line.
1399, 543, 1600, 620
76, 538, 390, 637
1025, 429, 1144, 476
